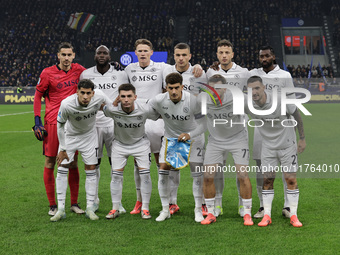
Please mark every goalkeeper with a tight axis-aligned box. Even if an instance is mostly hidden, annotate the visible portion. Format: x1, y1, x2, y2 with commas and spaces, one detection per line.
33, 42, 86, 216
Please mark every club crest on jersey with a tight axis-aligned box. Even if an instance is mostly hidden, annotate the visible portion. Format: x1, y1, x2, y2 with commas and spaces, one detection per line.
234, 74, 240, 79
183, 107, 189, 113
164, 113, 171, 119
137, 115, 143, 120
75, 116, 82, 121
111, 76, 117, 80
150, 68, 156, 72
132, 76, 137, 82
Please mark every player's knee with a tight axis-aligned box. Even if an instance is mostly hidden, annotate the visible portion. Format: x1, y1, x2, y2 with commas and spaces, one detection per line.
45, 156, 56, 168
286, 178, 297, 189
263, 178, 274, 189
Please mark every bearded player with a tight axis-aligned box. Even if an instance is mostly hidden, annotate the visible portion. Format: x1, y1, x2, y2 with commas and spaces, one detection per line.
33, 42, 86, 216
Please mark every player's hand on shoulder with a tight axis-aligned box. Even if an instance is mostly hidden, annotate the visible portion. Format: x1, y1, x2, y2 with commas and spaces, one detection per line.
192, 64, 203, 78
32, 116, 47, 141
113, 96, 120, 107
111, 61, 124, 71
210, 61, 220, 71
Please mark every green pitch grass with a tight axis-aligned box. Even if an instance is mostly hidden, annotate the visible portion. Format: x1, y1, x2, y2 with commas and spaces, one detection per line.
0, 104, 339, 254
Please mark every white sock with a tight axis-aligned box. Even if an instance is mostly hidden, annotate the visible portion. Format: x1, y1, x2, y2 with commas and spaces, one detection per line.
95, 165, 100, 204
56, 166, 68, 211
262, 189, 274, 217
139, 169, 152, 211
205, 198, 215, 214
134, 163, 142, 202
110, 170, 123, 210
214, 170, 224, 208
257, 186, 263, 207
282, 175, 289, 208
236, 177, 242, 208
287, 189, 299, 216
242, 198, 252, 216
169, 170, 180, 205
191, 172, 203, 209
85, 170, 97, 210
158, 170, 170, 212
256, 171, 264, 207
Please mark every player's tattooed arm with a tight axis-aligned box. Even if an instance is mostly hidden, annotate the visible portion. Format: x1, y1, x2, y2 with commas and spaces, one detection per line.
292, 109, 306, 153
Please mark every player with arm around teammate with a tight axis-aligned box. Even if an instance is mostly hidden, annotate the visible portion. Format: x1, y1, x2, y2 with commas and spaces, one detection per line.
246, 76, 306, 227
50, 79, 111, 221
80, 45, 129, 213
206, 39, 251, 217
102, 83, 160, 220
162, 42, 208, 215
249, 46, 297, 219
125, 39, 203, 215
33, 42, 85, 216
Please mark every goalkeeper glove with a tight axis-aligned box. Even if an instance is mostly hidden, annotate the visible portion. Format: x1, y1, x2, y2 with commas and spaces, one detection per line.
32, 116, 47, 141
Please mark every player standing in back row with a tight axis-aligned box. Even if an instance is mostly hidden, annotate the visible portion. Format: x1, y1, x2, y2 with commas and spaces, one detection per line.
124, 39, 203, 214
206, 39, 250, 217
249, 46, 297, 219
162, 42, 208, 215
80, 45, 129, 214
33, 42, 85, 216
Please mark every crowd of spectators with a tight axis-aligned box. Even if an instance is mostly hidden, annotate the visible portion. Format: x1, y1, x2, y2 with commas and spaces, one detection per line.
187, 0, 269, 70
0, 0, 339, 88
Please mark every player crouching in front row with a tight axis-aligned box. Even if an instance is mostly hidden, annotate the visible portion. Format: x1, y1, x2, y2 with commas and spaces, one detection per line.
51, 79, 111, 222
102, 83, 160, 220
246, 76, 305, 227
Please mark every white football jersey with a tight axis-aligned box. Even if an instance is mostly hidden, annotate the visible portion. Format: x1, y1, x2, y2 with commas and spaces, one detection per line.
125, 60, 170, 99
80, 65, 129, 127
249, 65, 295, 98
57, 90, 111, 136
149, 91, 200, 138
246, 92, 297, 150
162, 64, 208, 96
198, 90, 247, 141
102, 99, 159, 145
206, 62, 250, 91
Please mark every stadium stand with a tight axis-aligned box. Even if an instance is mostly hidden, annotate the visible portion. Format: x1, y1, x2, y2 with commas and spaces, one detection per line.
0, 0, 338, 88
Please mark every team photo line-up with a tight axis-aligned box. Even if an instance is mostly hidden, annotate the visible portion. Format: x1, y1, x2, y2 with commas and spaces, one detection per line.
32, 38, 306, 227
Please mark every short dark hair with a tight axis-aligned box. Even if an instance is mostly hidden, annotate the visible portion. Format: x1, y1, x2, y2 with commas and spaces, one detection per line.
217, 39, 233, 51
78, 79, 95, 90
247, 76, 263, 85
165, 72, 183, 86
260, 45, 275, 55
118, 83, 136, 94
135, 39, 153, 50
174, 43, 190, 52
208, 74, 226, 84
58, 42, 74, 52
